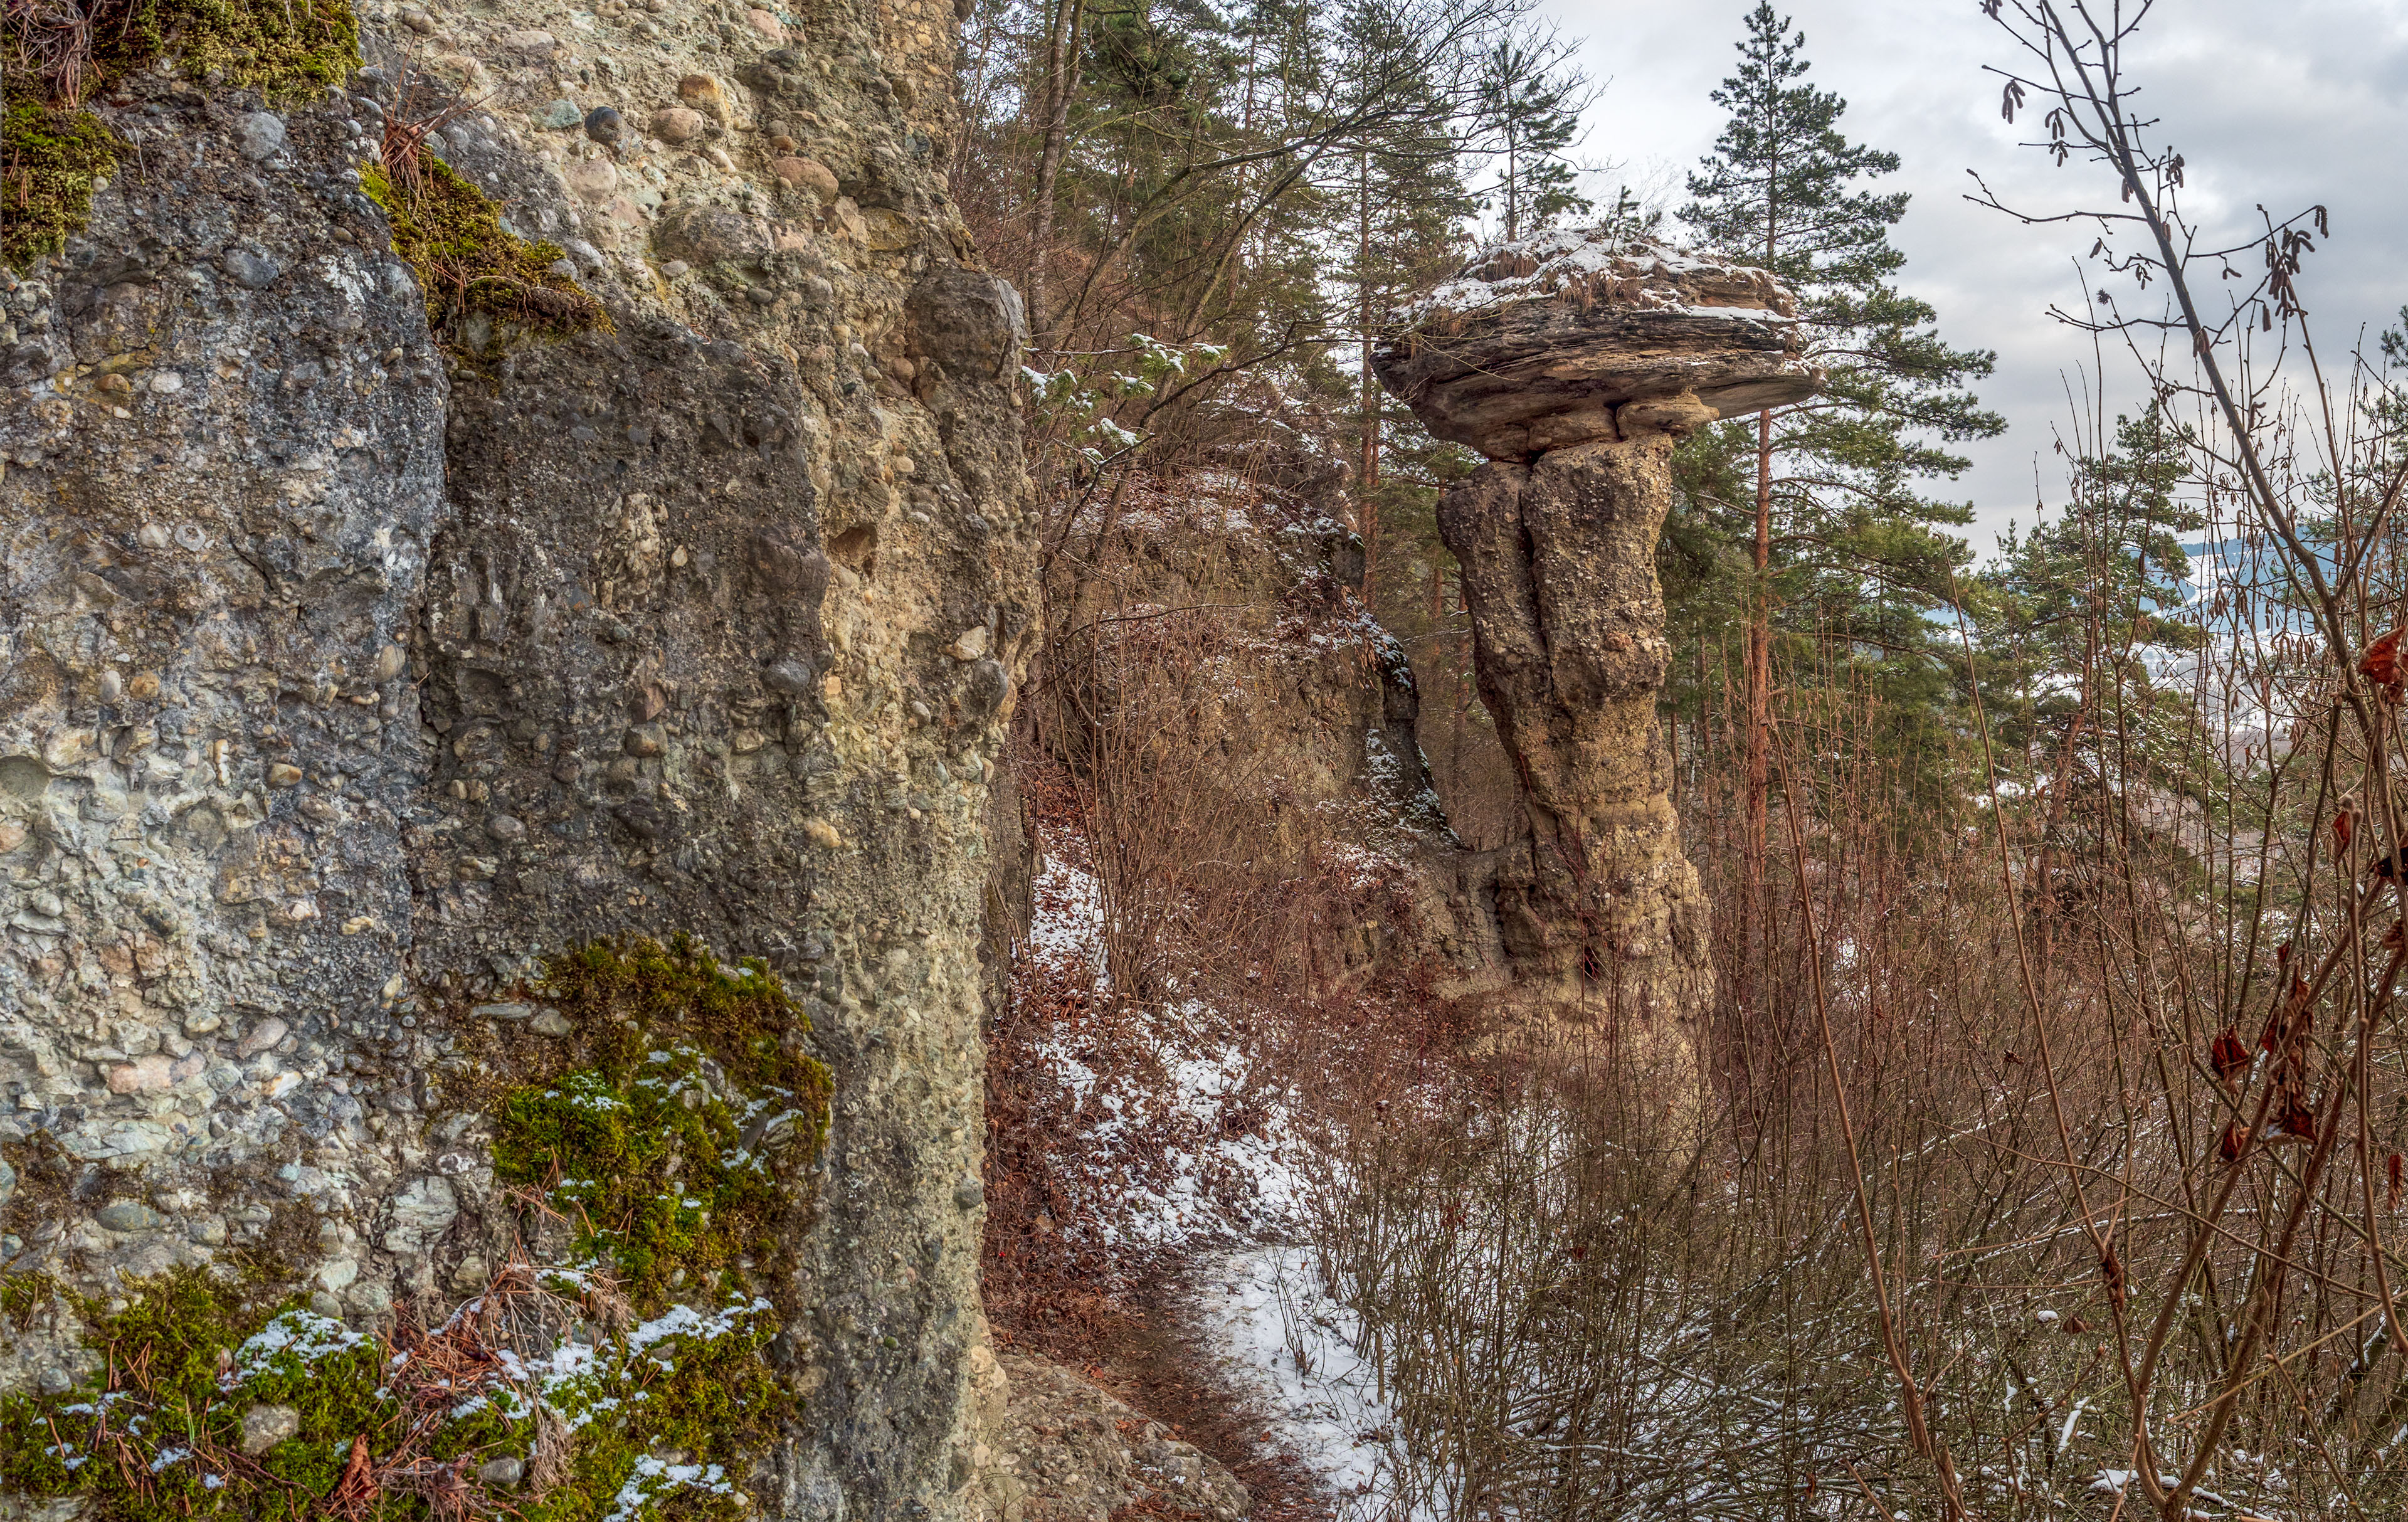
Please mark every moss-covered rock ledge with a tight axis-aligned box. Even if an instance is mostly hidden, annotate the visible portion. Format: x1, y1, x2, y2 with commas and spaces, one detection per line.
0, 940, 831, 1522
0, 0, 357, 267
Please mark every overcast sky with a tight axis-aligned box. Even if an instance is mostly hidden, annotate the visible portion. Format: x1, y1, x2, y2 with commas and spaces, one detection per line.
1544, 0, 2408, 560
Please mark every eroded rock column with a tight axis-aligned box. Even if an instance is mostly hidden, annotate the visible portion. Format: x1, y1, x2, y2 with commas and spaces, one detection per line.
1375, 231, 1817, 1095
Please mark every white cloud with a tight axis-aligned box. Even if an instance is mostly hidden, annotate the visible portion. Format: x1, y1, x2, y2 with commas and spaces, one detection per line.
1547, 0, 2408, 557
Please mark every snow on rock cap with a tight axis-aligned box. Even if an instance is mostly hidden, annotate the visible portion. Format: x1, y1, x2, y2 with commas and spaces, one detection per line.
1373, 227, 1822, 460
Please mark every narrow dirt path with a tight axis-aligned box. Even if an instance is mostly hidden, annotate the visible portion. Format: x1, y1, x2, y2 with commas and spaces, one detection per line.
995, 1262, 1336, 1522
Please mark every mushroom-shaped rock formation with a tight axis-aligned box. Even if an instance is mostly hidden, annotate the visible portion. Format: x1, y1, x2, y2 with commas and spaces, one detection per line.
1375, 230, 1819, 1112
1379, 230, 1819, 459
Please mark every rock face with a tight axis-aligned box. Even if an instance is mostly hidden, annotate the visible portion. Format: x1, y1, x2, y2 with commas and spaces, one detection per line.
1375, 230, 1817, 1097
0, 0, 1030, 1519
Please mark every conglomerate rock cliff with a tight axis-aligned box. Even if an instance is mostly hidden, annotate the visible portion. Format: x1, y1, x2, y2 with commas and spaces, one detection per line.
0, 0, 1033, 1517
1375, 230, 1819, 1104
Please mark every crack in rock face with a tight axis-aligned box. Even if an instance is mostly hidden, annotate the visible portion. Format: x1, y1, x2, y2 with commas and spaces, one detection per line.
1375, 228, 1820, 1114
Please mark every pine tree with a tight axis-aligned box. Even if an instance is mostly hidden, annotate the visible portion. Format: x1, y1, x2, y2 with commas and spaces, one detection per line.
1472, 34, 1593, 241
1978, 406, 2207, 966
1982, 406, 2205, 795
1337, 0, 1482, 598
1676, 2, 2004, 995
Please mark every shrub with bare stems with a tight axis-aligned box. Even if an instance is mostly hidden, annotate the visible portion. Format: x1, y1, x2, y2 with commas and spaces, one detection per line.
1297, 8, 2408, 1518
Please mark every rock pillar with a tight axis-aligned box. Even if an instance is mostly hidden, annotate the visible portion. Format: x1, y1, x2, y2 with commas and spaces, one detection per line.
1375, 231, 1818, 1097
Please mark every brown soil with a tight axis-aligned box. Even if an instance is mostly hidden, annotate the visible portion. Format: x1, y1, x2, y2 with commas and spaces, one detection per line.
993, 1264, 1336, 1522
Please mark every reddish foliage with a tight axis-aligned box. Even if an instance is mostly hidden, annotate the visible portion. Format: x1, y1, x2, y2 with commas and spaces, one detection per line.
2360, 628, 2405, 695
2209, 1027, 2251, 1086
2219, 1123, 2251, 1164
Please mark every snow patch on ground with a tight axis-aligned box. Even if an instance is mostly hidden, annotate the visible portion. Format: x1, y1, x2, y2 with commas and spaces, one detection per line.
1022, 852, 1311, 1249
1192, 1247, 1415, 1520
1021, 842, 1396, 1510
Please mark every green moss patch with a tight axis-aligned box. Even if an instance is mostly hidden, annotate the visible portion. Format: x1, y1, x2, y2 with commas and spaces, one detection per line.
153, 0, 359, 99
1, 941, 829, 1522
1, 100, 122, 268
0, 1271, 392, 1522
3, 0, 357, 267
0, 1260, 785, 1522
490, 936, 833, 1312
362, 151, 610, 350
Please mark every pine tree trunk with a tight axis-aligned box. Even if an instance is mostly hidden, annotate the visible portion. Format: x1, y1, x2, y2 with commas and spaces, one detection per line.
1027, 0, 1082, 356
1358, 149, 1380, 605
1745, 405, 1773, 1013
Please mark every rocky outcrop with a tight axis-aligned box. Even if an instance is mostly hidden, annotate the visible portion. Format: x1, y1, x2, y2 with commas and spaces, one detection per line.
1032, 462, 1444, 993
986, 1351, 1250, 1522
1375, 230, 1817, 1096
1376, 234, 1812, 461
0, 1, 1030, 1519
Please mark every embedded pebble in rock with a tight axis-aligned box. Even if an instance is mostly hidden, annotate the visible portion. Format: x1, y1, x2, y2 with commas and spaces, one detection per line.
745, 7, 785, 40
529, 1010, 574, 1037
650, 105, 704, 144
536, 98, 583, 130
773, 156, 840, 203
383, 1176, 459, 1253
95, 1202, 165, 1233
763, 657, 822, 694
240, 1405, 301, 1456
584, 105, 624, 142
652, 202, 769, 267
948, 625, 991, 662
233, 111, 286, 161
677, 72, 731, 124
105, 1055, 174, 1094
567, 159, 618, 199
221, 248, 281, 288
236, 1017, 290, 1058
502, 28, 557, 58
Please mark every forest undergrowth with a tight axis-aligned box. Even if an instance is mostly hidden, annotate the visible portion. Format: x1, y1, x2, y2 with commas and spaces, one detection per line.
963, 0, 2408, 1516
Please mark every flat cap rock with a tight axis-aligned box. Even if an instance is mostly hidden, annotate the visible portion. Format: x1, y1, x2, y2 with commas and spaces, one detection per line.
1374, 228, 1821, 459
